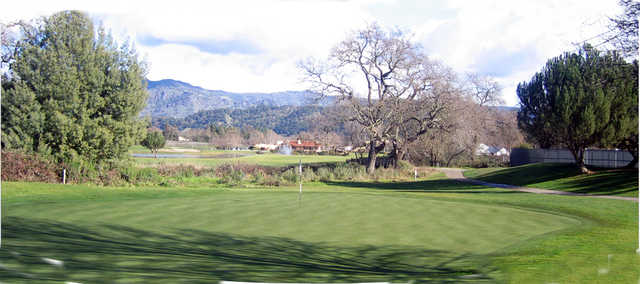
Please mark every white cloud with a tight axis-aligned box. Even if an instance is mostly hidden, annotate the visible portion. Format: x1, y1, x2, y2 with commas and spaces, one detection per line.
1, 0, 624, 104
411, 0, 622, 105
93, 1, 376, 92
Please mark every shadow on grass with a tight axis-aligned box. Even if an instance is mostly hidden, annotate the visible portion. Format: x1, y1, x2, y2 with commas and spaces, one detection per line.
471, 163, 581, 186
542, 170, 639, 196
0, 217, 495, 283
472, 163, 638, 196
325, 179, 521, 195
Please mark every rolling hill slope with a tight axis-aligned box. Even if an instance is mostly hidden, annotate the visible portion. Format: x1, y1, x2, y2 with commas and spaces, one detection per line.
142, 79, 319, 118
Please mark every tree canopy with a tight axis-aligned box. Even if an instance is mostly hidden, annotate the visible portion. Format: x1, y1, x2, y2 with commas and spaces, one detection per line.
1, 10, 148, 164
141, 131, 166, 158
517, 44, 638, 171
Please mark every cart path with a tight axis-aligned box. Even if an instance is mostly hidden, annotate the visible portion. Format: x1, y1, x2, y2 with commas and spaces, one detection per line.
437, 168, 638, 202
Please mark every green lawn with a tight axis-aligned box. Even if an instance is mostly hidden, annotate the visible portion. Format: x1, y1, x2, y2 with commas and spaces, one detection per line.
133, 152, 354, 167
463, 163, 639, 197
129, 144, 223, 154
1, 178, 638, 283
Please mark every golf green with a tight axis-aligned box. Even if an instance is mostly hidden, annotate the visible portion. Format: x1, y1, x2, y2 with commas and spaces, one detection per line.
6, 190, 579, 253
0, 183, 584, 282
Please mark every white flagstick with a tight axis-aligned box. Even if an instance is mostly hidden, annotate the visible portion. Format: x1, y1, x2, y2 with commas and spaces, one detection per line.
297, 159, 303, 206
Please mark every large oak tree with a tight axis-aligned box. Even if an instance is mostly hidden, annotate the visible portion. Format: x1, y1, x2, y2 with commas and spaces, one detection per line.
301, 24, 452, 173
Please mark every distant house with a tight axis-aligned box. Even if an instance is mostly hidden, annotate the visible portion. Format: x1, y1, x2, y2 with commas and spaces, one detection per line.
289, 138, 322, 152
177, 136, 190, 142
476, 143, 509, 156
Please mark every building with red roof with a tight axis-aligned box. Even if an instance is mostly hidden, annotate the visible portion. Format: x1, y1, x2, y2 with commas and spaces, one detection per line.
289, 138, 321, 152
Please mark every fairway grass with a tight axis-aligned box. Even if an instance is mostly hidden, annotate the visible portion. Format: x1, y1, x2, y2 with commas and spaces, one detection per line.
1, 179, 638, 283
133, 152, 353, 167
464, 163, 639, 197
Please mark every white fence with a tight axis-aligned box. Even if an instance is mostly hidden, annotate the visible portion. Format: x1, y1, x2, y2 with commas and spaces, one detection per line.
510, 148, 636, 168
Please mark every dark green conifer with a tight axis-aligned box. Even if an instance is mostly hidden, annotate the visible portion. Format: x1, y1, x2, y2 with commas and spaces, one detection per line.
2, 10, 148, 164
517, 44, 638, 172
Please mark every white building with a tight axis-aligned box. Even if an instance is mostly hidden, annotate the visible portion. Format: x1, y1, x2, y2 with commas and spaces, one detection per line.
476, 143, 509, 156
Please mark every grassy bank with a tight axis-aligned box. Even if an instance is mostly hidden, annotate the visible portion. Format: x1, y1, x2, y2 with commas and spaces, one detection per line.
463, 163, 638, 197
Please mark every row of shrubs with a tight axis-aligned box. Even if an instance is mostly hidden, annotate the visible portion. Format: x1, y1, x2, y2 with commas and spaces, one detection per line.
1, 151, 421, 187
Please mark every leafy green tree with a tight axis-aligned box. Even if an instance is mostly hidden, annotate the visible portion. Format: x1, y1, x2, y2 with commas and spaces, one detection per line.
517, 45, 638, 172
1, 11, 148, 163
602, 61, 638, 167
141, 131, 165, 158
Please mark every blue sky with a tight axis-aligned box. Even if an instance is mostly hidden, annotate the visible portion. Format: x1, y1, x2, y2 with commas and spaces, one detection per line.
2, 0, 622, 106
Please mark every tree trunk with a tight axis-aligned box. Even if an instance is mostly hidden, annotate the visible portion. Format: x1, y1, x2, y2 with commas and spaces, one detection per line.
568, 147, 590, 174
396, 149, 405, 167
390, 141, 406, 168
367, 141, 377, 174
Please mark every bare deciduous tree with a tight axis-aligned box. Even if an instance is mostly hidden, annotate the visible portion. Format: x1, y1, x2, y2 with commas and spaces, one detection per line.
605, 0, 639, 58
300, 23, 448, 172
408, 95, 477, 167
246, 128, 266, 146
263, 129, 283, 145
465, 73, 503, 107
388, 62, 460, 166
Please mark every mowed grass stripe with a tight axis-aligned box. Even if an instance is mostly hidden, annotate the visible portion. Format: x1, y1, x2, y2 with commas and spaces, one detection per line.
6, 189, 579, 254
464, 163, 638, 197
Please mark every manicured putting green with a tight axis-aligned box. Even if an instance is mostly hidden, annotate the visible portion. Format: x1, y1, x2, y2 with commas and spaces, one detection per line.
7, 190, 578, 254
2, 178, 637, 283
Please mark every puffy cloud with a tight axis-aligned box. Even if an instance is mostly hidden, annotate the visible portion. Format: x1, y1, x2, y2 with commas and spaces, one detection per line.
2, 0, 622, 105
411, 0, 621, 105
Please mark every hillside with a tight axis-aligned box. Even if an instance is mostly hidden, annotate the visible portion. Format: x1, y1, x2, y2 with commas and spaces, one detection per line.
151, 105, 327, 136
142, 79, 320, 118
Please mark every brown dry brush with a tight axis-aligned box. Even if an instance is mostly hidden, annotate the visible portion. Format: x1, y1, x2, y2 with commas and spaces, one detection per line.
1, 151, 61, 182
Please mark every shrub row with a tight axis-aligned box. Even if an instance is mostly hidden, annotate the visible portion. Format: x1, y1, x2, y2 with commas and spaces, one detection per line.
2, 151, 423, 187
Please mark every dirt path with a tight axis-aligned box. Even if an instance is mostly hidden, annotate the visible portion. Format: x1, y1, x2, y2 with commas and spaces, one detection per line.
437, 168, 639, 202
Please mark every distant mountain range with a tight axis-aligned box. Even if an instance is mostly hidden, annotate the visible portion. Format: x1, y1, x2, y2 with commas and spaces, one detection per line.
142, 79, 323, 118
143, 79, 519, 135
152, 105, 326, 136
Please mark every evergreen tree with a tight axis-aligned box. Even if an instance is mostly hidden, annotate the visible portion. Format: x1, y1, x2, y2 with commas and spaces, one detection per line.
1, 11, 148, 163
517, 45, 638, 172
603, 60, 639, 167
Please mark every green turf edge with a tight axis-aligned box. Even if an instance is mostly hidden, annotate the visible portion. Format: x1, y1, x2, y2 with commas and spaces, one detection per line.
462, 163, 639, 197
